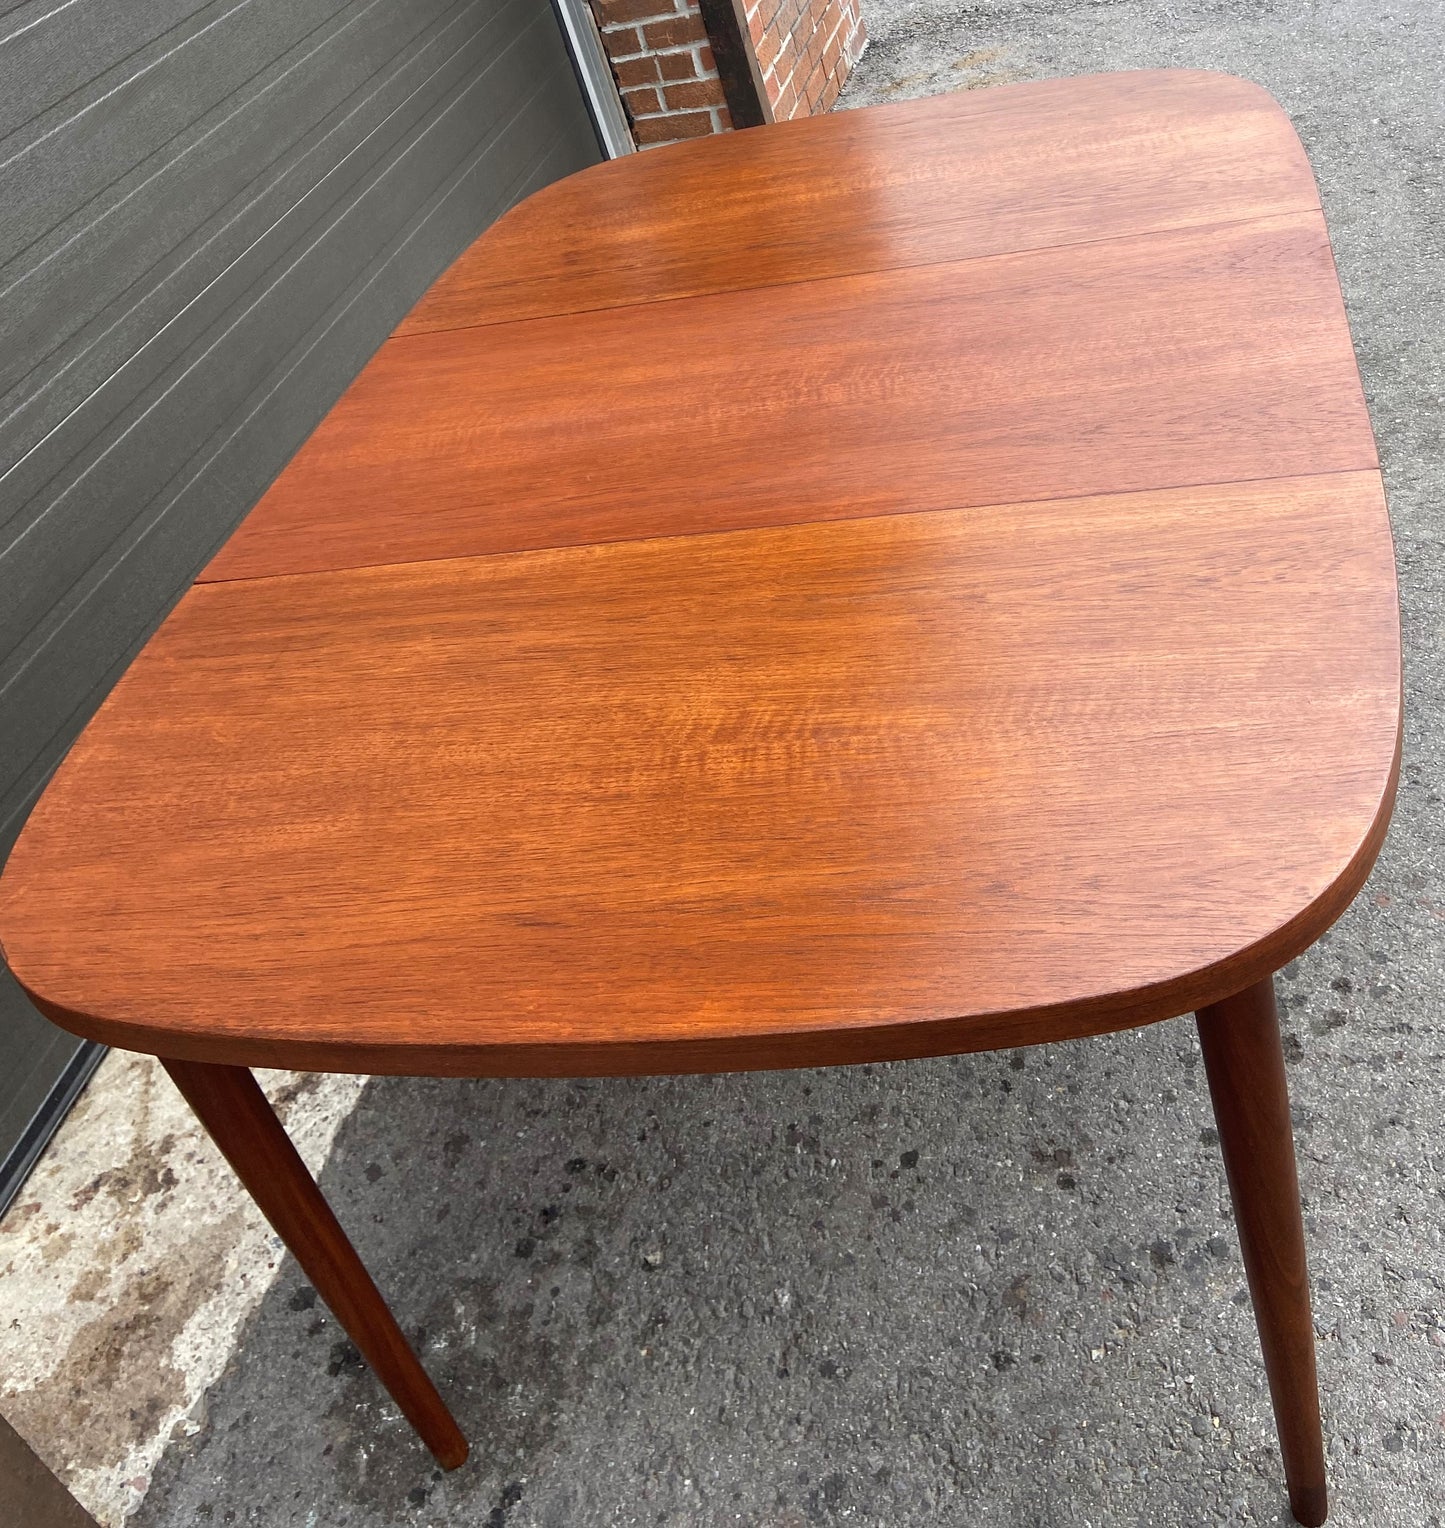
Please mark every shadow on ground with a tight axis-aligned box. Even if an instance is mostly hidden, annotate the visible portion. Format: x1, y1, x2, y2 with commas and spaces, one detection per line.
138, 959, 1441, 1527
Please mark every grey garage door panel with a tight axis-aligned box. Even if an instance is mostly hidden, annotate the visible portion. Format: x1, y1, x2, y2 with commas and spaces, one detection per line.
0, 70, 598, 835
0, 0, 210, 143
0, 972, 83, 1125
0, 0, 505, 442
0, 0, 360, 261
0, 15, 577, 676
0, 972, 101, 1218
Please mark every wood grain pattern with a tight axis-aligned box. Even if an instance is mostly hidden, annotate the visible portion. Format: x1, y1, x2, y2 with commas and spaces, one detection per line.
1196, 978, 1327, 1528
201, 212, 1376, 582
0, 474, 1400, 1074
396, 69, 1319, 333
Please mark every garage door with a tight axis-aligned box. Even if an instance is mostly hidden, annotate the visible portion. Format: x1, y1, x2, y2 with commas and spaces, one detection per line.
0, 0, 607, 1207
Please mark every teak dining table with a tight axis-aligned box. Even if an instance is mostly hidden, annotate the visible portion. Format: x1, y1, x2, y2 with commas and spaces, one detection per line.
0, 70, 1400, 1526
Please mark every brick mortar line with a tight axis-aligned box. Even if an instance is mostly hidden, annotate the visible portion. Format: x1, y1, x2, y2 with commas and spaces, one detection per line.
632, 102, 726, 119
600, 5, 700, 26
605, 37, 712, 59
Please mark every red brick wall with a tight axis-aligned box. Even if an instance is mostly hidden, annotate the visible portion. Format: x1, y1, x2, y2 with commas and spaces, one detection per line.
587, 0, 865, 149
746, 0, 866, 120
590, 0, 734, 149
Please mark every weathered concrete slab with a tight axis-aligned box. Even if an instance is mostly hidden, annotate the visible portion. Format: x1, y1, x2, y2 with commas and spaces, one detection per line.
0, 1053, 364, 1524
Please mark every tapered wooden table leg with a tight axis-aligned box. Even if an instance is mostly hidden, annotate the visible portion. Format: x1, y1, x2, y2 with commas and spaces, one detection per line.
1196, 976, 1326, 1527
160, 1058, 468, 1469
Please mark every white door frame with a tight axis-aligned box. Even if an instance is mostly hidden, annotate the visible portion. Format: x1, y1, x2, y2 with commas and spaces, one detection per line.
551, 0, 636, 157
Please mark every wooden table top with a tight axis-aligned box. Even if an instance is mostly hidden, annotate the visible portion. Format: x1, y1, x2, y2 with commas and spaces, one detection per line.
0, 70, 1400, 1077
